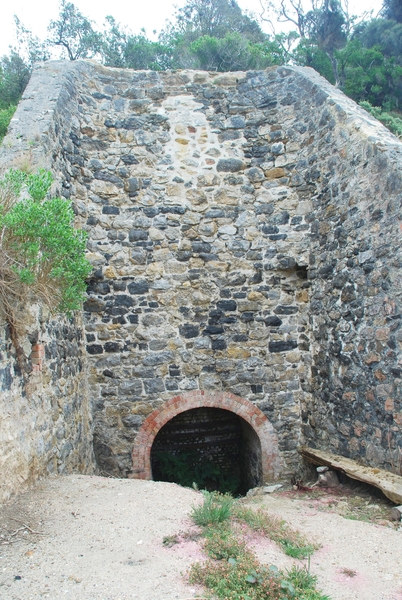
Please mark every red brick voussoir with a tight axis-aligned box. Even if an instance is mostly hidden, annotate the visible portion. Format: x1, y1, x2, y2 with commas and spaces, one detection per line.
131, 391, 282, 482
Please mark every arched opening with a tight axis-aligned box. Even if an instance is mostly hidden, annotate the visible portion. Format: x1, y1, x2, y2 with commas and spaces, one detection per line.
131, 391, 282, 484
150, 407, 262, 494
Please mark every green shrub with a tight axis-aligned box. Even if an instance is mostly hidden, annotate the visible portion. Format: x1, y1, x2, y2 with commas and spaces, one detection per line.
0, 105, 16, 142
360, 101, 402, 137
0, 168, 91, 356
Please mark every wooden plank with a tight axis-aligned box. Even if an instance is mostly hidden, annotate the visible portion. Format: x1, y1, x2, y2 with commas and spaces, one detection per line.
299, 446, 402, 504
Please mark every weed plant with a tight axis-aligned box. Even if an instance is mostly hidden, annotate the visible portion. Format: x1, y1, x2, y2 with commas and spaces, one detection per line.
204, 523, 247, 560
162, 534, 179, 547
285, 565, 331, 599
191, 491, 234, 527
187, 493, 329, 598
189, 550, 285, 599
190, 554, 330, 599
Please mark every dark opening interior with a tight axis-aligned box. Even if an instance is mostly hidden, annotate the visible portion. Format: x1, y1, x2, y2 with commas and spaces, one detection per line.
150, 407, 263, 495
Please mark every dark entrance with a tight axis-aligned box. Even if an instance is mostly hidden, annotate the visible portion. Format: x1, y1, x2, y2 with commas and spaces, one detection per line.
150, 407, 263, 494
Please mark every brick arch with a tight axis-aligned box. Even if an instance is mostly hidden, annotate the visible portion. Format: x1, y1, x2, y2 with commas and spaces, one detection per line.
131, 391, 282, 481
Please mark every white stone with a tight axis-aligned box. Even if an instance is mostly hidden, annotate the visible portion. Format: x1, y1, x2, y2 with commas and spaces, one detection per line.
150, 279, 171, 290
218, 225, 237, 235
264, 484, 283, 493
275, 153, 298, 167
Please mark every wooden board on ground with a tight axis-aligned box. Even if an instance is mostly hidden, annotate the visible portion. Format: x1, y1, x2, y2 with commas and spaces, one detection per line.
299, 446, 402, 504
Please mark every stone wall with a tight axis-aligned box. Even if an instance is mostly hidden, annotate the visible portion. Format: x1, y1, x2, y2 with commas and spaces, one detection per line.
0, 63, 95, 503
0, 313, 93, 503
62, 64, 313, 477
300, 91, 402, 472
1, 60, 401, 492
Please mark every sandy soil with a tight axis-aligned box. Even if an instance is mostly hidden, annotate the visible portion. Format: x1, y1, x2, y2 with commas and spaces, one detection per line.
0, 475, 401, 600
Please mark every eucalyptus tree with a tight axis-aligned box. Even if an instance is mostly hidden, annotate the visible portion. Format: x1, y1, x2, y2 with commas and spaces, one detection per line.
47, 0, 102, 60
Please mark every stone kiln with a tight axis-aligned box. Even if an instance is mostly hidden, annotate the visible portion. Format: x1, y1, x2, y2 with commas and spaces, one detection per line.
0, 60, 401, 498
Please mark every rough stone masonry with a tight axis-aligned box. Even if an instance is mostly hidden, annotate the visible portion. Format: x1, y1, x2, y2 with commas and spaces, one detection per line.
0, 60, 401, 497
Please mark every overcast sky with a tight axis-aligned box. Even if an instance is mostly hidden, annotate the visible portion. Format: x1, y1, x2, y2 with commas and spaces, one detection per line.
0, 0, 383, 58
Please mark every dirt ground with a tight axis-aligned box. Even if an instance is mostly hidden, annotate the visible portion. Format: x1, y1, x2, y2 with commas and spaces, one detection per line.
0, 475, 401, 600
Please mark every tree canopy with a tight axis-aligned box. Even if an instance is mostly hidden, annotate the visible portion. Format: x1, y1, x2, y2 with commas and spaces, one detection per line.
0, 0, 401, 141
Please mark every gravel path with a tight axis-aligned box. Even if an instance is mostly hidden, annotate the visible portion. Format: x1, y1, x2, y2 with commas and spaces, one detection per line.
0, 475, 401, 600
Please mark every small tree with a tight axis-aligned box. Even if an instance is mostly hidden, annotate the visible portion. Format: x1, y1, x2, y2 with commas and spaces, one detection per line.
0, 53, 30, 109
188, 32, 285, 71
47, 0, 102, 60
169, 0, 265, 41
0, 168, 91, 370
307, 0, 347, 85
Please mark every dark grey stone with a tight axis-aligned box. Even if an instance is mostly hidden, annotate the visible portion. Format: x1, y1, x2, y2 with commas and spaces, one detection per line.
143, 378, 165, 394
104, 342, 122, 353
0, 367, 13, 391
245, 167, 264, 183
143, 352, 174, 366
179, 324, 200, 338
217, 300, 237, 311
129, 229, 148, 242
127, 178, 140, 194
121, 155, 138, 165
119, 380, 143, 395
269, 340, 298, 352
192, 241, 211, 254
274, 306, 298, 315
263, 316, 283, 327
94, 171, 124, 188
122, 415, 143, 428
216, 158, 245, 172
102, 206, 120, 215
83, 298, 106, 313
128, 280, 149, 295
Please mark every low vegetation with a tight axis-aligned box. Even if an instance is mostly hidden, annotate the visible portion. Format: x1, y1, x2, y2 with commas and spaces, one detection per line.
184, 492, 328, 599
232, 504, 316, 559
360, 101, 402, 138
191, 491, 234, 527
0, 105, 15, 143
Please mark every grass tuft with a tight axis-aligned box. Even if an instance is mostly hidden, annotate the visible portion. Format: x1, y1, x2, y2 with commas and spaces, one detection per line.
233, 504, 316, 558
191, 491, 234, 527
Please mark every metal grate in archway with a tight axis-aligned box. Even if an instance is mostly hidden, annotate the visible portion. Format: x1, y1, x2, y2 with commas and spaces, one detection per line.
150, 407, 262, 494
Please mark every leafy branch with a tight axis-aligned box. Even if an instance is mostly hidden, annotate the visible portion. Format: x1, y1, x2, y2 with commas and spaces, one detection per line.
0, 168, 92, 372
